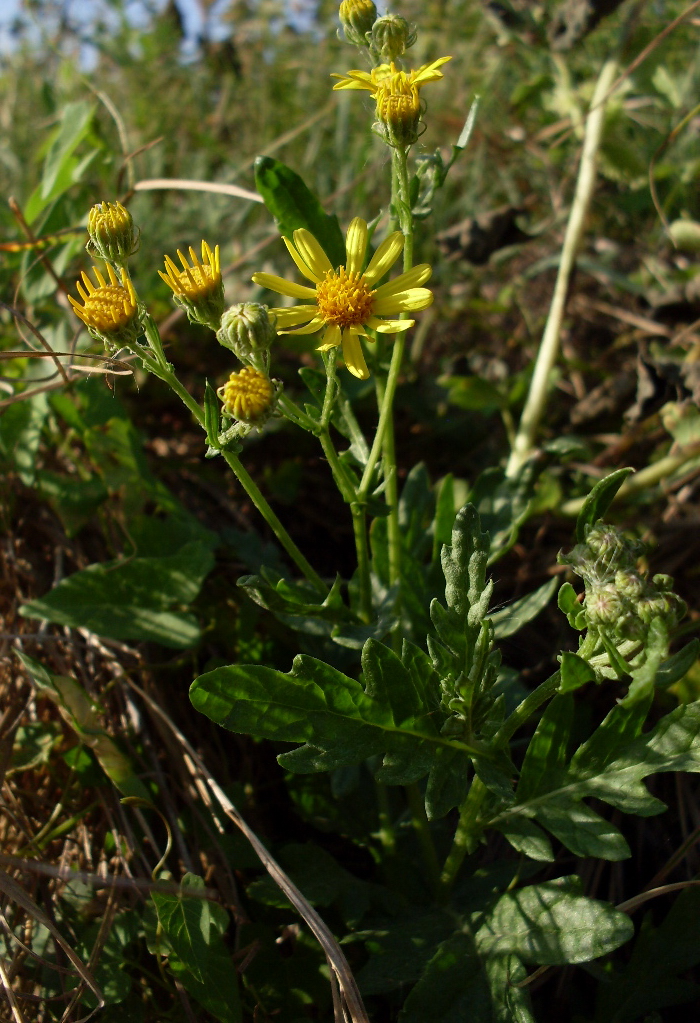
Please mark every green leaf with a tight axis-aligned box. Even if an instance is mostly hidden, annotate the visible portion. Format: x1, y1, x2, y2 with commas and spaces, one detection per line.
398, 932, 494, 1022
494, 817, 555, 862
575, 467, 635, 543
399, 463, 434, 558
153, 874, 241, 1023
254, 156, 345, 268
441, 374, 507, 412
492, 578, 557, 640
557, 581, 586, 630
20, 540, 214, 648
442, 504, 492, 622
353, 908, 454, 995
469, 466, 535, 562
559, 650, 596, 693
534, 798, 630, 860
0, 392, 49, 485
190, 650, 480, 779
621, 617, 668, 705
595, 886, 700, 1023
362, 638, 424, 725
478, 878, 634, 965
26, 101, 95, 221
517, 694, 573, 802
656, 638, 699, 688
425, 747, 471, 820
432, 474, 456, 561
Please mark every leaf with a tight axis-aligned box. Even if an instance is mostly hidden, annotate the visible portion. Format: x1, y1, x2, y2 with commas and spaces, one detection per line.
26, 101, 95, 221
0, 392, 49, 485
442, 504, 491, 622
559, 650, 596, 693
254, 156, 345, 268
492, 578, 557, 640
399, 463, 434, 559
20, 540, 214, 648
152, 874, 241, 1023
432, 474, 456, 561
362, 638, 423, 725
494, 817, 554, 862
398, 932, 494, 1022
656, 638, 699, 688
516, 694, 573, 802
16, 652, 150, 800
477, 878, 634, 965
190, 649, 481, 780
534, 798, 630, 860
575, 467, 635, 543
425, 747, 471, 820
469, 466, 535, 562
353, 908, 455, 995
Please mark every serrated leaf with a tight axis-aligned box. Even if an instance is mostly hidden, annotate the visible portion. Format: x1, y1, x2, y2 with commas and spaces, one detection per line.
560, 650, 596, 693
254, 156, 345, 268
492, 577, 557, 640
575, 467, 635, 543
190, 650, 483, 780
478, 879, 634, 965
362, 638, 425, 724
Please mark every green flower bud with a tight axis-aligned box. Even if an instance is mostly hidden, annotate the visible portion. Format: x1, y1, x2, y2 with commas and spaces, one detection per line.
217, 303, 277, 362
585, 584, 623, 627
86, 201, 140, 266
370, 14, 416, 60
339, 0, 377, 46
613, 569, 645, 601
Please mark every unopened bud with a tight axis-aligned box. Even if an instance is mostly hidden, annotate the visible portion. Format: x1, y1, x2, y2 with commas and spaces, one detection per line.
218, 366, 279, 427
339, 0, 377, 46
87, 201, 140, 266
370, 14, 416, 61
217, 303, 276, 362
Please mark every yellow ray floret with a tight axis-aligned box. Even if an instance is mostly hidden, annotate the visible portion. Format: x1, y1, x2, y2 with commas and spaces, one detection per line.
159, 240, 221, 299
68, 263, 138, 334
332, 57, 451, 117
252, 218, 433, 380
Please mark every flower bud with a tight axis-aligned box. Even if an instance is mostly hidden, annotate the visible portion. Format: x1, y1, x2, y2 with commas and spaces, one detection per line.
86, 201, 140, 266
217, 303, 276, 362
159, 241, 225, 330
339, 0, 377, 46
68, 264, 141, 351
370, 14, 416, 61
585, 584, 623, 627
375, 76, 422, 147
218, 366, 279, 427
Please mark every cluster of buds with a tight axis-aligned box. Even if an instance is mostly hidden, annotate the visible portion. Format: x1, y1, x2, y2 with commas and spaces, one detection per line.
559, 522, 686, 642
339, 0, 416, 59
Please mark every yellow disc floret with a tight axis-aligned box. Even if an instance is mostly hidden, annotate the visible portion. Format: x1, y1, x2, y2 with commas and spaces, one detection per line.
221, 366, 275, 425
316, 268, 375, 328
68, 264, 139, 347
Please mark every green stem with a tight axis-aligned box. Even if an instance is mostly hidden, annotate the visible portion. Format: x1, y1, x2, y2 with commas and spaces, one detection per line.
506, 57, 618, 477
375, 781, 397, 858
492, 670, 562, 748
221, 450, 327, 595
351, 503, 373, 623
405, 783, 441, 897
438, 776, 487, 900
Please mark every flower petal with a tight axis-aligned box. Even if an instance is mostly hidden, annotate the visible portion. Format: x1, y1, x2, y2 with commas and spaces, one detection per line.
283, 237, 321, 283
252, 272, 316, 299
413, 56, 452, 85
279, 315, 326, 335
293, 229, 334, 277
317, 324, 342, 351
372, 288, 433, 315
362, 232, 404, 283
331, 70, 375, 92
366, 317, 415, 333
272, 305, 318, 328
374, 263, 432, 296
345, 218, 368, 274
341, 329, 369, 379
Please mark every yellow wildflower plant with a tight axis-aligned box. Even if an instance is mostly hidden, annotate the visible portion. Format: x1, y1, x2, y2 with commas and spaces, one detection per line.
68, 264, 140, 348
159, 240, 225, 328
252, 218, 433, 380
219, 366, 277, 426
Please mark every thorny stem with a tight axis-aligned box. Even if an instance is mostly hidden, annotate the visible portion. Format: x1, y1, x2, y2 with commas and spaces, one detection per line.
506, 57, 618, 477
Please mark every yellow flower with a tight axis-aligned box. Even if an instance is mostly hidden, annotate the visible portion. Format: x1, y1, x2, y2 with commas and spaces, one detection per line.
87, 201, 139, 264
159, 241, 225, 328
251, 218, 433, 380
331, 57, 451, 116
68, 264, 140, 347
219, 366, 276, 425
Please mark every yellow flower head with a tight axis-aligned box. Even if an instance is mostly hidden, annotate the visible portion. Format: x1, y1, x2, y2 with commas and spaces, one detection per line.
219, 366, 276, 425
159, 241, 225, 328
68, 264, 140, 347
332, 56, 450, 108
87, 201, 139, 264
252, 218, 433, 380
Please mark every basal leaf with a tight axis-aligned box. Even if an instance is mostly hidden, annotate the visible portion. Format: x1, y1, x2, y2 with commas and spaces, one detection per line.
254, 156, 345, 268
478, 878, 634, 965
